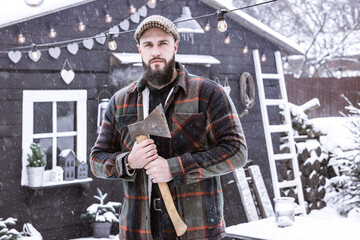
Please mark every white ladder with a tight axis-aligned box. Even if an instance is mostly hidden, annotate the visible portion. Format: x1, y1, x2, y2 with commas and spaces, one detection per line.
253, 49, 306, 215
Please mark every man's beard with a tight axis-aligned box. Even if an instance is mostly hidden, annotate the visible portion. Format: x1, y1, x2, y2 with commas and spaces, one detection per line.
142, 54, 175, 88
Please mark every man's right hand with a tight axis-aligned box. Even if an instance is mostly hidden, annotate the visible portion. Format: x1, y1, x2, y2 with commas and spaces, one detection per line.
127, 139, 158, 169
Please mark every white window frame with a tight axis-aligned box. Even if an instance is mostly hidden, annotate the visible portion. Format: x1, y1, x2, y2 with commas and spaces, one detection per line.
21, 90, 87, 186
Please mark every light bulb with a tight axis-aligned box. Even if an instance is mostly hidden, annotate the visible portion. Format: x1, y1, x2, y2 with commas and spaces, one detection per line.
148, 0, 156, 4
335, 69, 342, 79
129, 4, 137, 14
217, 20, 228, 32
24, 0, 44, 7
242, 45, 249, 54
49, 27, 57, 38
18, 33, 26, 44
78, 21, 86, 32
30, 44, 40, 61
261, 52, 267, 62
105, 13, 112, 23
283, 59, 289, 69
216, 9, 228, 32
108, 40, 117, 51
224, 35, 231, 44
204, 22, 211, 32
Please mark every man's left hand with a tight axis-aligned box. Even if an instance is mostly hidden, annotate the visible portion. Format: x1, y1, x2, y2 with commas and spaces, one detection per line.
144, 156, 173, 183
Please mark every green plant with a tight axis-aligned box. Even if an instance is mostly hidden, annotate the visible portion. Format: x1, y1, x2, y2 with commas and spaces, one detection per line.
0, 217, 21, 240
27, 143, 45, 167
81, 188, 121, 223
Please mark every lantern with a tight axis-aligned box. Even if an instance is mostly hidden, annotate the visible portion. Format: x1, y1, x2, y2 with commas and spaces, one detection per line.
97, 85, 111, 134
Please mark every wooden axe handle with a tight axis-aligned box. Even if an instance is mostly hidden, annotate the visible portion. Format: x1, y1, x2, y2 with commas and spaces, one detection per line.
135, 134, 187, 236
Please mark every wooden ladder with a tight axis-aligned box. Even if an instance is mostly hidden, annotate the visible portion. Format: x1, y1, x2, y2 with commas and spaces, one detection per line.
252, 50, 306, 215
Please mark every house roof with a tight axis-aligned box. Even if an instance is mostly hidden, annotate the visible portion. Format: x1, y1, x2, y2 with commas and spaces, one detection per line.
0, 0, 95, 29
0, 0, 304, 56
200, 0, 305, 55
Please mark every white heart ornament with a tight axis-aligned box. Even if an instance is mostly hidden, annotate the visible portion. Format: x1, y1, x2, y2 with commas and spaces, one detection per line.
83, 39, 94, 50
67, 43, 79, 55
48, 47, 61, 59
95, 33, 106, 45
119, 19, 130, 31
130, 12, 140, 23
138, 6, 147, 17
109, 26, 120, 37
8, 51, 22, 64
28, 50, 41, 62
61, 69, 75, 84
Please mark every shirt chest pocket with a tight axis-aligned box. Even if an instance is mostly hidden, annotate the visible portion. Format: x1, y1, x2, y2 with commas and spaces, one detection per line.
171, 112, 208, 154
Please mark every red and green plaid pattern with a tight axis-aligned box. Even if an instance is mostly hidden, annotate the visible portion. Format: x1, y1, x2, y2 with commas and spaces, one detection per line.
90, 63, 247, 240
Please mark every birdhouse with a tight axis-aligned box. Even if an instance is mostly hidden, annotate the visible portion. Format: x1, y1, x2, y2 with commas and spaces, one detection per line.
58, 149, 76, 181
51, 166, 64, 183
75, 159, 88, 179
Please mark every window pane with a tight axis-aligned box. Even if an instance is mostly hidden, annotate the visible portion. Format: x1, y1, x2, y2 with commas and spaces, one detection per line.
34, 102, 52, 134
57, 136, 76, 155
34, 138, 54, 170
57, 102, 76, 132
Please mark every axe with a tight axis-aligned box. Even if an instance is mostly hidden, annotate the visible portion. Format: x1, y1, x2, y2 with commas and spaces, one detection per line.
127, 104, 187, 237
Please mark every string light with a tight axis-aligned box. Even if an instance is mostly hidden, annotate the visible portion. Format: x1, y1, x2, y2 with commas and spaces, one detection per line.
30, 44, 40, 60
216, 9, 228, 32
242, 42, 248, 54
283, 57, 289, 69
148, 0, 156, 4
261, 52, 267, 62
105, 13, 113, 23
129, 1, 137, 14
107, 33, 117, 51
18, 33, 26, 44
24, 0, 44, 7
224, 34, 231, 44
49, 26, 57, 38
335, 67, 342, 79
204, 21, 211, 32
78, 20, 86, 32
309, 65, 315, 75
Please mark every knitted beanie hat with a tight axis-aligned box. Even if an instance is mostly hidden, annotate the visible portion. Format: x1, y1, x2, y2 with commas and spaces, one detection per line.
134, 15, 179, 43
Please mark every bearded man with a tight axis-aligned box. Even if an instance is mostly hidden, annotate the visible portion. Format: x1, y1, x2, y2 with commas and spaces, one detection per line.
90, 15, 247, 240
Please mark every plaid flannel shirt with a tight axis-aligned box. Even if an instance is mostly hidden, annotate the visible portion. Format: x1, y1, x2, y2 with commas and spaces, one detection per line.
90, 63, 247, 240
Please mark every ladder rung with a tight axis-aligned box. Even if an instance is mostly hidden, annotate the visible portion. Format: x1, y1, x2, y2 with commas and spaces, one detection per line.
278, 180, 299, 188
273, 153, 296, 160
261, 73, 281, 79
264, 99, 286, 106
269, 124, 291, 133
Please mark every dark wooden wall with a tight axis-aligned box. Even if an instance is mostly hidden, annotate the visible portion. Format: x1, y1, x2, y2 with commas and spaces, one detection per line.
286, 75, 360, 118
0, 0, 280, 238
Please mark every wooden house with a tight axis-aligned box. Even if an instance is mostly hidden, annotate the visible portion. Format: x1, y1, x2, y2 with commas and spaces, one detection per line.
0, 0, 304, 238
59, 149, 76, 181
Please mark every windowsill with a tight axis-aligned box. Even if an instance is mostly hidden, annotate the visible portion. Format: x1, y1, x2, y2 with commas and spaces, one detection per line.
23, 178, 93, 190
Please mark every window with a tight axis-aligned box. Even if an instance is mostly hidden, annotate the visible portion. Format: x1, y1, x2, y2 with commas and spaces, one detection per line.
22, 90, 88, 187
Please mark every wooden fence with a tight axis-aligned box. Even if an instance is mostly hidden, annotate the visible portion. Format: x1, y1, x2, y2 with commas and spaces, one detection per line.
285, 75, 360, 118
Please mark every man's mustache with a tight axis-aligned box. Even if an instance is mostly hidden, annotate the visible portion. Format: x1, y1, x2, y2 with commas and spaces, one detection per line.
149, 58, 166, 64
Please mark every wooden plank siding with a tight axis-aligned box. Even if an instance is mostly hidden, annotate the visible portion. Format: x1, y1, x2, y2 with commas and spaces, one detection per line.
0, 0, 282, 238
286, 75, 360, 118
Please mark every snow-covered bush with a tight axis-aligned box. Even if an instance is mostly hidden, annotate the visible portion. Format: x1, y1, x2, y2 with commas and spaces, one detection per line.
327, 94, 360, 216
81, 188, 121, 223
0, 217, 21, 240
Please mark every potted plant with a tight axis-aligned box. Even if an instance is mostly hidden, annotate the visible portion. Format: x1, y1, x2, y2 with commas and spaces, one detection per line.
81, 188, 121, 238
26, 143, 46, 187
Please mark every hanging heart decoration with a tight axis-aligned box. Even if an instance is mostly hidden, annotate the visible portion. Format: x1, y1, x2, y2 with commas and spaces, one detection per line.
48, 47, 61, 59
83, 38, 94, 50
119, 19, 130, 31
8, 51, 22, 64
60, 59, 75, 84
28, 49, 41, 62
109, 26, 120, 37
95, 33, 106, 45
130, 12, 140, 23
138, 6, 147, 17
67, 43, 79, 55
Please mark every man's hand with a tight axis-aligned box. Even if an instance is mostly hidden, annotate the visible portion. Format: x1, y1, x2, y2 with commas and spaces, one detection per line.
127, 139, 158, 169
144, 156, 173, 183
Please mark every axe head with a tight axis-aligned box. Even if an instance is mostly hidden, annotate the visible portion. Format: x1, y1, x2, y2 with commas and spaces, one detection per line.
127, 104, 171, 139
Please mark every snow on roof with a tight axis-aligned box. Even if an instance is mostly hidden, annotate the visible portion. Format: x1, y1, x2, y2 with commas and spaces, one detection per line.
201, 0, 305, 56
0, 0, 95, 29
112, 53, 220, 67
